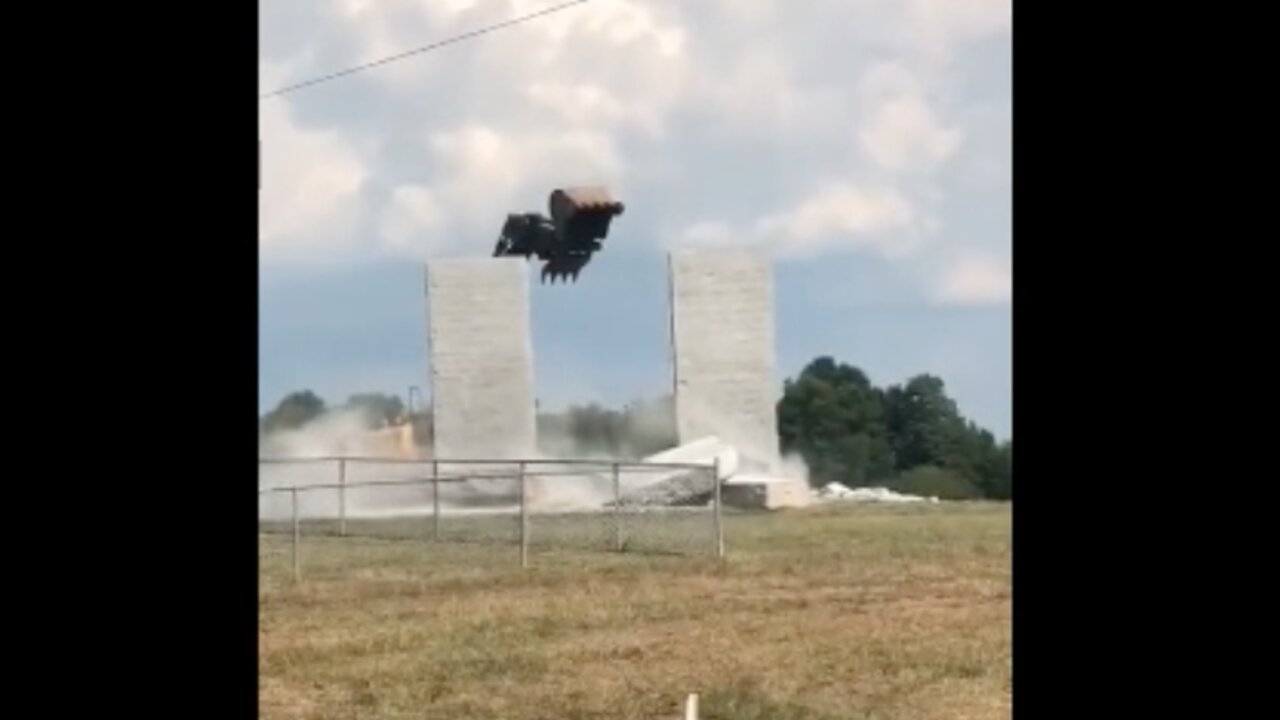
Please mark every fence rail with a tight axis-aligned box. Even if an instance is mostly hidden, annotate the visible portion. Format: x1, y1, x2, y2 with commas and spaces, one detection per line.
259, 455, 714, 471
259, 456, 723, 580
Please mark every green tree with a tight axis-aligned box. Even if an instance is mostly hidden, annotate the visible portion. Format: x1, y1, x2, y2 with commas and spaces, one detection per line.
780, 358, 1011, 499
621, 395, 678, 457
889, 465, 983, 500
261, 390, 326, 434
536, 396, 678, 459
884, 374, 962, 470
777, 357, 896, 487
567, 403, 623, 455
979, 440, 1012, 499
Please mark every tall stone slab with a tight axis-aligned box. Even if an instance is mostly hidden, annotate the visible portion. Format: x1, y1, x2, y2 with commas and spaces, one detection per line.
668, 250, 780, 472
426, 258, 537, 460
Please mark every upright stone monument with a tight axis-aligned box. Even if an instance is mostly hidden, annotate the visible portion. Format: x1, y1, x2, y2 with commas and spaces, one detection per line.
425, 258, 537, 460
668, 250, 781, 473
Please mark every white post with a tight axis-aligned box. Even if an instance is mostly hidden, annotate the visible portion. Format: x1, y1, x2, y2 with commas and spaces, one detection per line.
291, 487, 301, 582
519, 462, 529, 569
431, 460, 440, 541
338, 458, 347, 537
613, 462, 623, 552
713, 458, 724, 561
685, 693, 699, 720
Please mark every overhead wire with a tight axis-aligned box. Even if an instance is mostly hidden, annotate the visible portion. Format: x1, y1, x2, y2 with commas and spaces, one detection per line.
259, 0, 592, 100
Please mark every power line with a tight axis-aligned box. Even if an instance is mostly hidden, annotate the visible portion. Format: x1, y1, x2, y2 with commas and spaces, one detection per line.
259, 0, 592, 100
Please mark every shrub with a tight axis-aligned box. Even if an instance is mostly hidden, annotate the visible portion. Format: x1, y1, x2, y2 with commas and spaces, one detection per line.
888, 465, 984, 500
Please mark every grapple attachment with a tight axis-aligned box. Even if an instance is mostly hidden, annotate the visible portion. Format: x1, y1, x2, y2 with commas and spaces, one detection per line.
491, 186, 625, 284
549, 187, 625, 248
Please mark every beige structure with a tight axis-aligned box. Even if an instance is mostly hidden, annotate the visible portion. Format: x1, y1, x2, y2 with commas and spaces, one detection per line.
668, 250, 780, 473
426, 258, 537, 460
722, 476, 812, 510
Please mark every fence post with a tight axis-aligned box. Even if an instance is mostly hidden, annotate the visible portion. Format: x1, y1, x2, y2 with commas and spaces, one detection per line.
291, 487, 301, 582
431, 459, 440, 541
712, 458, 724, 561
338, 458, 347, 537
613, 462, 623, 552
519, 462, 529, 569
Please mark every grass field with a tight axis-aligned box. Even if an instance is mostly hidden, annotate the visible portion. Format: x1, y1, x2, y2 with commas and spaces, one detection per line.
259, 503, 1011, 719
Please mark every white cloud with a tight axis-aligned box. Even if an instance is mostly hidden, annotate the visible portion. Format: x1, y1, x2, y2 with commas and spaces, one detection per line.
428, 125, 526, 199
526, 82, 626, 126
510, 0, 686, 56
935, 255, 1011, 305
259, 0, 1010, 296
679, 182, 916, 260
523, 81, 667, 135
418, 123, 624, 246
381, 185, 447, 254
679, 221, 735, 247
909, 0, 1012, 46
858, 61, 964, 173
758, 183, 915, 250
258, 90, 368, 267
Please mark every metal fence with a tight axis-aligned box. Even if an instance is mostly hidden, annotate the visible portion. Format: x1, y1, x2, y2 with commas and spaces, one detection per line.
258, 456, 723, 579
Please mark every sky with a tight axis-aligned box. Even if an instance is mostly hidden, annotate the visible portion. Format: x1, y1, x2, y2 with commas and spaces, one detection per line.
258, 0, 1012, 439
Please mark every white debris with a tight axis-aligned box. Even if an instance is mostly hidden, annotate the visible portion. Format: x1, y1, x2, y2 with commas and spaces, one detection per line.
615, 471, 715, 507
611, 437, 735, 507
723, 473, 797, 485
815, 482, 939, 503
642, 436, 739, 479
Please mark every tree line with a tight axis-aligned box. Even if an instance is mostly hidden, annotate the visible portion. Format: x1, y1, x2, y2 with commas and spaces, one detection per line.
260, 356, 1010, 500
777, 357, 1010, 500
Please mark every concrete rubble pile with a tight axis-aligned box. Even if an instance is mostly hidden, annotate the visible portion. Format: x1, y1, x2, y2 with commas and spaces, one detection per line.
612, 469, 717, 508
609, 437, 812, 510
610, 437, 738, 508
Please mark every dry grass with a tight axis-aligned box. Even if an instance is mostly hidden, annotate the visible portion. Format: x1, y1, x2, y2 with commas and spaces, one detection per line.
260, 503, 1011, 719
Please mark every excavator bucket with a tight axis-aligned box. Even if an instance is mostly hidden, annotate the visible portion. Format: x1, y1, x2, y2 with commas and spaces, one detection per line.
549, 187, 625, 249
491, 187, 625, 284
